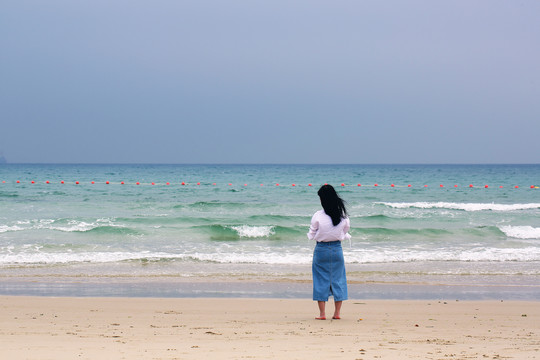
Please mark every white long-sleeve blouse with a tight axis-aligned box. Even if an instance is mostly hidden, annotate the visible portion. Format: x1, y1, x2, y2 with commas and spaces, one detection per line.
307, 210, 351, 242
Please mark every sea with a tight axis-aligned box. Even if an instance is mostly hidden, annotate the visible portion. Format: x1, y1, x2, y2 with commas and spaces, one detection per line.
1, 164, 539, 300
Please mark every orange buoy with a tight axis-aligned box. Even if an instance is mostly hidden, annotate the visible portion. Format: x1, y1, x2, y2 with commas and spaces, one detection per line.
408, 184, 411, 187
440, 184, 444, 187
166, 182, 170, 185
91, 181, 95, 184
391, 184, 395, 187
16, 180, 20, 183
106, 181, 110, 184
151, 182, 155, 185
292, 184, 296, 186
374, 183, 378, 187
181, 182, 186, 185
61, 181, 64, 184
515, 185, 519, 189
485, 185, 489, 188
197, 182, 201, 185
469, 184, 473, 188
341, 183, 345, 186
308, 183, 312, 186
121, 181, 125, 185
136, 182, 140, 185
46, 181, 50, 184
358, 184, 361, 186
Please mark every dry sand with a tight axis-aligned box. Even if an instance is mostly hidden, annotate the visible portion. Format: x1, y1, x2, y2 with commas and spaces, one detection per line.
0, 296, 538, 359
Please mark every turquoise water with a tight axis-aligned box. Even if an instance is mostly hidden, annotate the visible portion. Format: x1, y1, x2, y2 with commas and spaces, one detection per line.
1, 164, 539, 298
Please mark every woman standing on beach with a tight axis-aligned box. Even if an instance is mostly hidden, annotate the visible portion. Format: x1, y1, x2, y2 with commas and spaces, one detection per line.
308, 184, 351, 320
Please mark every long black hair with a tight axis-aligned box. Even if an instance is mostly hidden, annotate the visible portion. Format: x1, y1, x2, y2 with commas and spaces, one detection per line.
317, 184, 348, 226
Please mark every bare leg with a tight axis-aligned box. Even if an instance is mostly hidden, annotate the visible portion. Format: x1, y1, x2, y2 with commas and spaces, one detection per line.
316, 301, 326, 319
333, 301, 342, 319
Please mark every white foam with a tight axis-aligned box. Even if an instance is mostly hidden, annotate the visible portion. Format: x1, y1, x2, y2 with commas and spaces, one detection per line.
43, 221, 99, 232
379, 202, 540, 212
187, 251, 310, 264
5, 218, 125, 233
229, 225, 275, 238
499, 226, 540, 240
2, 247, 539, 266
0, 248, 312, 266
348, 247, 540, 263
0, 251, 176, 265
0, 225, 24, 233
151, 247, 540, 265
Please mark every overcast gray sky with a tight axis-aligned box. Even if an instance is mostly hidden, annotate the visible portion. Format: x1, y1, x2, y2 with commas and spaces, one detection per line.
1, 1, 539, 164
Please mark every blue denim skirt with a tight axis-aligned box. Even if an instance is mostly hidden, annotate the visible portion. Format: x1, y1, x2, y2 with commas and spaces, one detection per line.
312, 241, 348, 301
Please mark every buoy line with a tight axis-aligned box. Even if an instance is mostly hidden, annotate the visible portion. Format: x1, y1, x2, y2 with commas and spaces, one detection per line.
1, 180, 538, 189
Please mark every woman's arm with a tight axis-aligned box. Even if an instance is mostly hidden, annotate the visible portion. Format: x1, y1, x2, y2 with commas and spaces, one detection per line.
343, 217, 351, 240
307, 213, 319, 240
343, 217, 350, 234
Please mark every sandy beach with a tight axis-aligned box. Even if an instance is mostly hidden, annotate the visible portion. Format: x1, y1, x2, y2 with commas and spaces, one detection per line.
1, 296, 538, 359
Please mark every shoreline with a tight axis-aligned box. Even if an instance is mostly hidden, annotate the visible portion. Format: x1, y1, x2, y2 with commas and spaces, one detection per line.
2, 262, 539, 300
1, 296, 538, 359
1, 275, 539, 300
